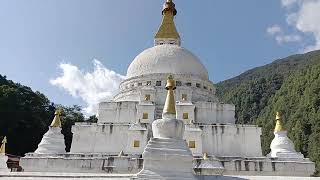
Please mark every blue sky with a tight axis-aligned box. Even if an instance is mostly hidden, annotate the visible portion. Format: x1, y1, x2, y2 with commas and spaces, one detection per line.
0, 0, 319, 113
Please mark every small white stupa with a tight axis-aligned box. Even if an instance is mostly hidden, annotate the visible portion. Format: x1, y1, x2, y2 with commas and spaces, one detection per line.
195, 153, 224, 175
0, 136, 10, 172
136, 75, 196, 179
34, 109, 66, 154
268, 112, 304, 159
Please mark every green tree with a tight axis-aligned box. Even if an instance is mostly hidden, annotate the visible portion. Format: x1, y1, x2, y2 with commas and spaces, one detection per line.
60, 105, 85, 152
0, 75, 54, 155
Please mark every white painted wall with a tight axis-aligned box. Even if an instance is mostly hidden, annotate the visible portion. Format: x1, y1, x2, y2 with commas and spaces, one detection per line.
20, 154, 315, 176
195, 102, 236, 124
184, 126, 203, 156
71, 123, 150, 155
71, 123, 262, 157
126, 124, 149, 155
98, 102, 137, 124
200, 125, 262, 157
176, 102, 195, 124
136, 104, 155, 124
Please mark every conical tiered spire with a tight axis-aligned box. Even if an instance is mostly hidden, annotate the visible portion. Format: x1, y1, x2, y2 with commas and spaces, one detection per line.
0, 137, 7, 154
162, 75, 176, 118
274, 112, 285, 132
50, 108, 62, 128
155, 0, 181, 46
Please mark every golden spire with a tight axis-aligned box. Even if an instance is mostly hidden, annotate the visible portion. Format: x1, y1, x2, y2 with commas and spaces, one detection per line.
203, 152, 209, 160
0, 136, 7, 154
155, 0, 180, 45
50, 108, 62, 127
118, 150, 125, 157
163, 75, 176, 115
274, 112, 285, 132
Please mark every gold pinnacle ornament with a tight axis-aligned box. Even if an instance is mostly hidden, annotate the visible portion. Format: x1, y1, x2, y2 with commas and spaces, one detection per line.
0, 136, 7, 154
163, 75, 176, 115
274, 112, 285, 132
203, 152, 209, 160
155, 0, 180, 40
50, 108, 63, 127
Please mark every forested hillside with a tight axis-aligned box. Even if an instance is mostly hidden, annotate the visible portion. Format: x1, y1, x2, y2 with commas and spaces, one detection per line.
0, 75, 88, 155
216, 50, 320, 175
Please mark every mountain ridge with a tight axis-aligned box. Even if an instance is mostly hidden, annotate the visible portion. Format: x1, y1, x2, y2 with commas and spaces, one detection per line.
216, 49, 320, 176
217, 50, 320, 89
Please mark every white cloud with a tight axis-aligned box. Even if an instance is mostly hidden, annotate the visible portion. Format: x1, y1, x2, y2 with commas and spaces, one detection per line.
50, 60, 125, 115
295, 0, 320, 51
266, 24, 301, 44
275, 34, 302, 43
281, 0, 299, 8
268, 0, 320, 52
267, 25, 282, 35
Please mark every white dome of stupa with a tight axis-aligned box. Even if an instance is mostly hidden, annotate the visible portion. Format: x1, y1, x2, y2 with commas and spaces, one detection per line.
270, 131, 296, 153
126, 45, 209, 80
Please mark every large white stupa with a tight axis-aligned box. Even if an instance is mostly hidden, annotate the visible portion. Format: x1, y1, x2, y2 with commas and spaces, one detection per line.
19, 0, 315, 178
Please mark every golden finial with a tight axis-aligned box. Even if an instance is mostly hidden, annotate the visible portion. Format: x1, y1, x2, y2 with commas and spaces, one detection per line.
155, 0, 180, 43
50, 108, 62, 127
163, 75, 176, 115
165, 75, 176, 90
162, 0, 177, 16
203, 152, 209, 160
274, 112, 285, 132
0, 136, 7, 154
118, 150, 125, 157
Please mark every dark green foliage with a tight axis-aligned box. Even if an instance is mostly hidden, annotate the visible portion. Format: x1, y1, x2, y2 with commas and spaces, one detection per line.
217, 50, 320, 95
60, 105, 85, 152
0, 75, 85, 155
256, 64, 320, 175
0, 75, 55, 155
218, 74, 283, 124
87, 115, 98, 123
217, 50, 320, 176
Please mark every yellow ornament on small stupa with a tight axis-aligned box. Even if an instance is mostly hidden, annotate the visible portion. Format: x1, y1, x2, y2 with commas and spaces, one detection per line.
163, 75, 176, 115
203, 152, 209, 160
274, 112, 285, 132
50, 108, 63, 128
0, 136, 7, 154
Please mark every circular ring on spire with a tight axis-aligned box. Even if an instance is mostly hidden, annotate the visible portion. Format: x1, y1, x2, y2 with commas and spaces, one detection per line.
162, 0, 177, 15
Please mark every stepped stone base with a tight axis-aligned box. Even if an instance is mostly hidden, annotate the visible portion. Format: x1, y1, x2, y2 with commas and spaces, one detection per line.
136, 138, 196, 180
270, 152, 304, 159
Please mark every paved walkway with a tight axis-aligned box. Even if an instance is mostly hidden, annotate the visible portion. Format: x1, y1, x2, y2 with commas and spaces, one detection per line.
0, 172, 319, 180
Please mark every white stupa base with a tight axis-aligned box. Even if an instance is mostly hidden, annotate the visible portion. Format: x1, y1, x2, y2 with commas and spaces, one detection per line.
269, 151, 304, 159
136, 118, 196, 179
136, 138, 196, 180
195, 158, 225, 175
0, 154, 10, 172
35, 127, 66, 154
268, 131, 304, 160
